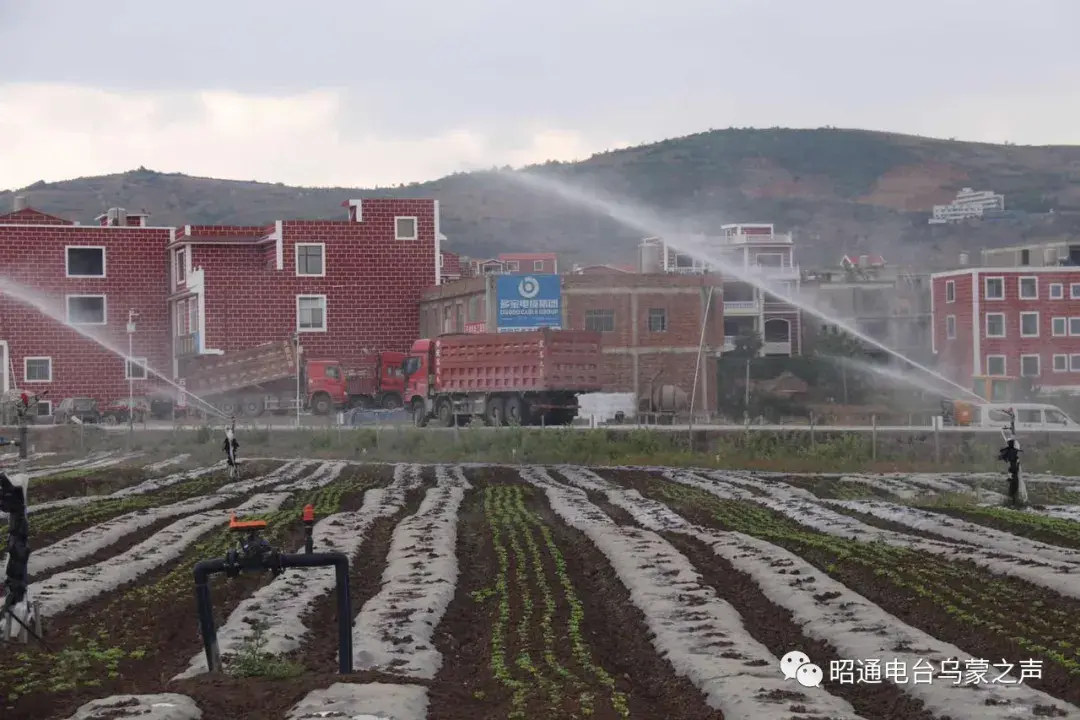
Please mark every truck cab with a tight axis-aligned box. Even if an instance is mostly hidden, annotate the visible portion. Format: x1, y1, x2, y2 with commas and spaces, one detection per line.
304, 360, 349, 414
402, 339, 434, 413
308, 353, 409, 413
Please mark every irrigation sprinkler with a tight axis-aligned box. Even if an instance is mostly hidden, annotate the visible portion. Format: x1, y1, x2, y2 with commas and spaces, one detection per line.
0, 390, 46, 461
998, 408, 1027, 506
192, 506, 352, 674
223, 416, 239, 480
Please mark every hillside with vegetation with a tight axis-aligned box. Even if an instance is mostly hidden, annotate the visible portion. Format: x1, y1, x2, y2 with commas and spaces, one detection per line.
4, 128, 1080, 266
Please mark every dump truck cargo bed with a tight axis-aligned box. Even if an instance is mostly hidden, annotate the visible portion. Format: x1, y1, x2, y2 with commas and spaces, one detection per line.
433, 329, 603, 394
181, 340, 297, 397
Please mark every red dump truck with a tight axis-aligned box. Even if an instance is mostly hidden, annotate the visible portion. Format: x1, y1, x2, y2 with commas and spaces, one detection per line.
181, 340, 407, 416
403, 329, 604, 426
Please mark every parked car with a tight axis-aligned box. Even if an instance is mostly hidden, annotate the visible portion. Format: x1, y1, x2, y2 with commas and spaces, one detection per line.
101, 397, 150, 425
54, 397, 101, 424
147, 391, 177, 420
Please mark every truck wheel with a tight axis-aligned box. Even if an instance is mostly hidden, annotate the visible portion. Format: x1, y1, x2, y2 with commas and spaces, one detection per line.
485, 398, 504, 427
504, 396, 526, 426
220, 400, 238, 416
382, 393, 403, 410
312, 393, 332, 416
437, 399, 454, 427
243, 397, 265, 417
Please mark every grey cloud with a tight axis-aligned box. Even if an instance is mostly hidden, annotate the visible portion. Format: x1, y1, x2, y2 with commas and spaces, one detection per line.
1, 0, 1078, 147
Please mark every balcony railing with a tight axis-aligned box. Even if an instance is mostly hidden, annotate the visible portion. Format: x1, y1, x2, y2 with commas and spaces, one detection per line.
763, 340, 793, 356
724, 299, 760, 313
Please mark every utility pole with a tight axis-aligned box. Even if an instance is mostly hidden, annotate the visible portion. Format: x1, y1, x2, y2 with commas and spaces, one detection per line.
688, 285, 715, 438
127, 310, 139, 434
293, 332, 302, 429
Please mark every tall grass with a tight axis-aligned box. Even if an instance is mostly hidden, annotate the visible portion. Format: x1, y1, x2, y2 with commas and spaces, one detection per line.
39, 423, 1080, 475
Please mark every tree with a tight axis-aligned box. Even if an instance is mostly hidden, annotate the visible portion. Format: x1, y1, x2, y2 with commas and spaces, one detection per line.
811, 327, 872, 404
727, 329, 763, 358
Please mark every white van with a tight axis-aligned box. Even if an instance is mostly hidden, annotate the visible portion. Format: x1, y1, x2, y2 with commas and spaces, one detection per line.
973, 403, 1079, 430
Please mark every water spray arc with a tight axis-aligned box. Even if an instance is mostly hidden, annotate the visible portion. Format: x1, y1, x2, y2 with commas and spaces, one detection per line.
0, 277, 227, 419
501, 171, 986, 406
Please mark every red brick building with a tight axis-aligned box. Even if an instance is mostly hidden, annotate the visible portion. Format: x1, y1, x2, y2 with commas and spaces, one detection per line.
0, 196, 440, 416
931, 267, 1080, 392
171, 198, 441, 377
439, 251, 462, 283
0, 200, 173, 416
419, 273, 724, 411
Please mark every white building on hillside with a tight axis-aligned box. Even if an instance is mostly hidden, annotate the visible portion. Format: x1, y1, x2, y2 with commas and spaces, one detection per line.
929, 187, 1005, 224
640, 224, 802, 356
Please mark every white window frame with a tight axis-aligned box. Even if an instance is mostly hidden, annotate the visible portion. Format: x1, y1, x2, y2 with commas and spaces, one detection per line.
1072, 283, 1080, 300
647, 307, 668, 333
35, 400, 52, 416
296, 294, 327, 333
23, 356, 52, 383
1053, 317, 1067, 337
1071, 354, 1080, 372
945, 315, 956, 339
66, 294, 108, 326
1018, 276, 1038, 300
394, 216, 418, 241
175, 247, 187, 284
754, 252, 785, 268
1053, 354, 1069, 373
985, 355, 1007, 376
533, 260, 545, 272
1019, 311, 1040, 338
176, 300, 187, 335
1071, 317, 1080, 337
65, 245, 107, 278
188, 300, 198, 336
295, 242, 326, 277
984, 276, 1004, 300
945, 280, 955, 303
1050, 283, 1064, 300
125, 357, 148, 380
985, 312, 1006, 338
1020, 354, 1041, 378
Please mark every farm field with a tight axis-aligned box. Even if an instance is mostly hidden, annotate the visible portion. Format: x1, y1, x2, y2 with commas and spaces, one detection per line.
2, 453, 1080, 719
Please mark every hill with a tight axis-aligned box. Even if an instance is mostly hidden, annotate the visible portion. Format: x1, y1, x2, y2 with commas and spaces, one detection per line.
4, 128, 1080, 267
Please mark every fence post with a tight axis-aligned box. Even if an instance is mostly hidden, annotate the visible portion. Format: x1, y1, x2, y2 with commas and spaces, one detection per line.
933, 416, 941, 465
871, 414, 877, 461
810, 412, 816, 450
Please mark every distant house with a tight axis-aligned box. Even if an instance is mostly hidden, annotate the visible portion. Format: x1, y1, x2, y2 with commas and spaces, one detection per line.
465, 252, 559, 277
840, 254, 886, 270
929, 188, 1005, 224
570, 263, 635, 275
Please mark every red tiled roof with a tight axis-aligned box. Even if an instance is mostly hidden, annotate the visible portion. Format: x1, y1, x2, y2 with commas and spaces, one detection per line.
0, 207, 72, 225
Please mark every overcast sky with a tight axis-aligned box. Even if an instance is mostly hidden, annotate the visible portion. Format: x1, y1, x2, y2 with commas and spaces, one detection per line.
1, 0, 1078, 191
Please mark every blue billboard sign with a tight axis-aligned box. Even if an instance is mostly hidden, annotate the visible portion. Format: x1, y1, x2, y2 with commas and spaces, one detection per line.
495, 274, 562, 332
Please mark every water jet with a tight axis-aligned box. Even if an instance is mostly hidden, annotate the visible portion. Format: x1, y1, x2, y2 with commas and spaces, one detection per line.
501, 170, 985, 405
